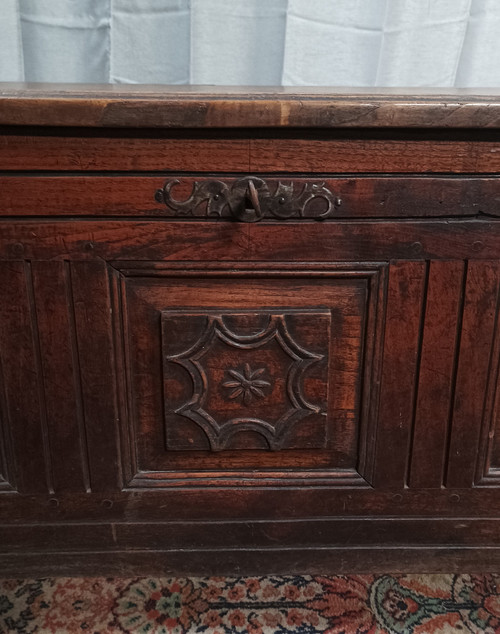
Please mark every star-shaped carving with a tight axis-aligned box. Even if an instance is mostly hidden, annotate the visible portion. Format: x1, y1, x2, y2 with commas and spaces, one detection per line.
222, 364, 271, 405
163, 311, 329, 451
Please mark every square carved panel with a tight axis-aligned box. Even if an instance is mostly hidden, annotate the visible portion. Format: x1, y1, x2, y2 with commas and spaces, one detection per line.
162, 310, 330, 452
111, 262, 386, 488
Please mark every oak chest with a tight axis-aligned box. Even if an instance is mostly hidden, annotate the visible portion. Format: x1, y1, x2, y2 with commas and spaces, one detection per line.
1, 85, 500, 575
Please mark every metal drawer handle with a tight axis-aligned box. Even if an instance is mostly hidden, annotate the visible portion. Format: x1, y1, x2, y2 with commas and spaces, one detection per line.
155, 176, 342, 222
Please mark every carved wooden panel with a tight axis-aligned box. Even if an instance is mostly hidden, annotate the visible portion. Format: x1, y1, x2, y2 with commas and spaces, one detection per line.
162, 310, 330, 452
112, 262, 385, 488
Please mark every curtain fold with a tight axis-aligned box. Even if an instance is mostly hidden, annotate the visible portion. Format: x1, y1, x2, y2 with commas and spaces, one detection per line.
190, 0, 288, 85
18, 0, 110, 83
282, 0, 387, 86
455, 0, 500, 87
110, 0, 190, 84
1, 0, 499, 86
374, 0, 472, 87
0, 0, 24, 82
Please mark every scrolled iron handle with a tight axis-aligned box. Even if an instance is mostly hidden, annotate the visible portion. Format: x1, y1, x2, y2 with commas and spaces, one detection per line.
155, 176, 342, 222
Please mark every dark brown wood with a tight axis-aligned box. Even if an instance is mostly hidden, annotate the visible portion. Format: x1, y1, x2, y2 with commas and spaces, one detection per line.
5, 547, 500, 578
70, 261, 121, 492
5, 518, 500, 552
162, 310, 330, 451
0, 220, 498, 262
3, 135, 500, 173
373, 261, 427, 488
408, 261, 465, 489
1, 85, 500, 576
121, 264, 373, 484
2, 175, 498, 219
0, 262, 51, 494
4, 486, 500, 525
2, 85, 500, 128
446, 262, 500, 488
31, 261, 90, 493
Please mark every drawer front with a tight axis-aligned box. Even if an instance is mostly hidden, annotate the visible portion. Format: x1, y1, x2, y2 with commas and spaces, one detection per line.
2, 173, 500, 220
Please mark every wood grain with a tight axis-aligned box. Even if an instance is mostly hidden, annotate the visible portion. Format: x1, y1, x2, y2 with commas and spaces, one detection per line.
1, 175, 500, 218
2, 84, 500, 128
2, 86, 500, 575
0, 263, 50, 494
3, 135, 500, 172
1, 518, 500, 553
0, 220, 498, 262
446, 262, 500, 488
373, 261, 427, 488
123, 269, 370, 479
31, 261, 90, 493
5, 546, 500, 577
70, 261, 121, 492
408, 261, 465, 489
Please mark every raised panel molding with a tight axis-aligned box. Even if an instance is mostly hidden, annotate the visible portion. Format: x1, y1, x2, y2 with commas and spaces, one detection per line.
162, 310, 330, 452
111, 261, 387, 489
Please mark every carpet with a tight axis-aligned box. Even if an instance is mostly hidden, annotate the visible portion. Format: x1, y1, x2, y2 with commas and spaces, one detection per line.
1, 574, 499, 633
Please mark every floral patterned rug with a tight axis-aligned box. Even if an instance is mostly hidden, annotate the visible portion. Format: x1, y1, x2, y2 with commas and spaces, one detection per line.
1, 574, 499, 633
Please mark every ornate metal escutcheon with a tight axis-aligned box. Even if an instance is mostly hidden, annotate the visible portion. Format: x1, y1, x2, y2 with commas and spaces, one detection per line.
155, 176, 342, 222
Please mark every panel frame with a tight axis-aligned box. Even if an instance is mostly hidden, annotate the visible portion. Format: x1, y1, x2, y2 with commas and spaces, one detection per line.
109, 261, 387, 490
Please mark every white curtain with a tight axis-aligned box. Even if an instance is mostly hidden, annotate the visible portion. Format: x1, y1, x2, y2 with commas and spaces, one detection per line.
1, 0, 500, 86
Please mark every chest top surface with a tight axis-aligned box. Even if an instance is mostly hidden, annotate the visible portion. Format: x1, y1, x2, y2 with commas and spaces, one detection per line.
1, 84, 500, 129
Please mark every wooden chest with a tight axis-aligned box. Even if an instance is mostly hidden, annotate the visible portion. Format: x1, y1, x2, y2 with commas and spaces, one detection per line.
1, 85, 500, 576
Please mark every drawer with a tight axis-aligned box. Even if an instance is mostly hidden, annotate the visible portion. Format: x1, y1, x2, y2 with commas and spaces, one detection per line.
1, 173, 500, 219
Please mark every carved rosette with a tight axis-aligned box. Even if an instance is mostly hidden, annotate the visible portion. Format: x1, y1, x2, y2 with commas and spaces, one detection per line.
155, 176, 342, 222
162, 310, 330, 451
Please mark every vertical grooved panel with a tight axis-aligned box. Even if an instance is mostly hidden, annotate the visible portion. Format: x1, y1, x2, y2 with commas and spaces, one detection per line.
409, 261, 464, 489
0, 262, 48, 493
32, 261, 90, 493
71, 261, 121, 491
25, 261, 55, 494
476, 290, 500, 482
446, 261, 500, 488
373, 261, 427, 488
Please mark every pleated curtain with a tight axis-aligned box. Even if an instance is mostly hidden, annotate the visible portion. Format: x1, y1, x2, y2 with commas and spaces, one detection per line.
1, 0, 500, 86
